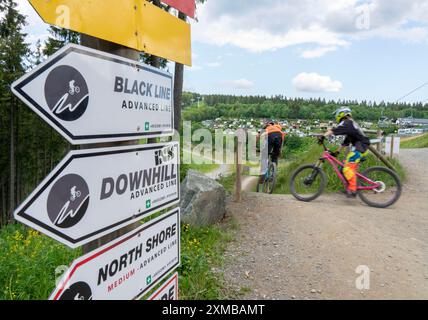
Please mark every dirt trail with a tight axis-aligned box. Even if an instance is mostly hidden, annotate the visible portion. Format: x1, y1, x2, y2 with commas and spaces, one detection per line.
205, 164, 232, 180
223, 149, 428, 300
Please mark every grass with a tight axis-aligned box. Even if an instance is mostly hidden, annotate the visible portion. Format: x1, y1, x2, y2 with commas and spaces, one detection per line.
0, 224, 81, 300
178, 218, 237, 300
0, 218, 236, 300
275, 143, 406, 195
183, 149, 220, 174
217, 172, 237, 195
189, 163, 220, 174
401, 133, 428, 149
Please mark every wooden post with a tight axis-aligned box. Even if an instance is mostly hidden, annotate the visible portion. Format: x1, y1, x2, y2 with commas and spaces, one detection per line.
80, 35, 141, 254
235, 139, 242, 203
368, 145, 396, 172
390, 136, 395, 158
234, 129, 246, 202
376, 130, 383, 152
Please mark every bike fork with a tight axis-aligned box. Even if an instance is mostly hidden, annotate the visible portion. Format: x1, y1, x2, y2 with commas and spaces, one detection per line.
307, 161, 323, 183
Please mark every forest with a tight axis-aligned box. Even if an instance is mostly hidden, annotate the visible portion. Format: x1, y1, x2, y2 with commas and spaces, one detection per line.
182, 93, 428, 122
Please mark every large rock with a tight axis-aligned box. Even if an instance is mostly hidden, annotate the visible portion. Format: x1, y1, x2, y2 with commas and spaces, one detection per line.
180, 170, 226, 227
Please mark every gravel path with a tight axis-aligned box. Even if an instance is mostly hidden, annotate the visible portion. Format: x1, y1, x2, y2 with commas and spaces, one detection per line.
223, 149, 428, 300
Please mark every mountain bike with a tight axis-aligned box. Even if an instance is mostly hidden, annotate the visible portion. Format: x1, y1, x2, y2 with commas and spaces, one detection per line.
289, 135, 402, 208
257, 156, 277, 194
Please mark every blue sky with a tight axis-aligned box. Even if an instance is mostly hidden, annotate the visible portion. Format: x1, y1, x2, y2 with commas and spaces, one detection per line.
16, 0, 428, 104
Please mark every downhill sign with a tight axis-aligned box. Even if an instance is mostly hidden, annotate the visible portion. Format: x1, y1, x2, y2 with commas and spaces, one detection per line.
148, 272, 178, 300
14, 142, 180, 248
12, 44, 174, 145
28, 0, 191, 66
50, 209, 180, 300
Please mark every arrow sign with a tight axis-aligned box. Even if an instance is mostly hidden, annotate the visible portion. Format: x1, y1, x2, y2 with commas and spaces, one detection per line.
148, 272, 178, 300
28, 0, 191, 66
50, 209, 180, 300
12, 44, 174, 145
163, 0, 196, 19
14, 142, 180, 248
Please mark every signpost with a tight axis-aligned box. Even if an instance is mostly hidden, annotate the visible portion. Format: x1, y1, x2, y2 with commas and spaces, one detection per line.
11, 0, 186, 301
148, 272, 179, 300
14, 142, 180, 248
12, 44, 174, 145
28, 0, 191, 66
50, 209, 180, 300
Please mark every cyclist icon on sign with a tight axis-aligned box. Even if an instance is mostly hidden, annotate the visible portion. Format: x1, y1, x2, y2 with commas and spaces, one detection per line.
70, 186, 81, 202
68, 80, 80, 96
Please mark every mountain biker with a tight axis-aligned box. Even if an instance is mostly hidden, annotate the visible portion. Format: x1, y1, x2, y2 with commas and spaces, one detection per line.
258, 121, 286, 165
257, 120, 286, 186
324, 107, 371, 198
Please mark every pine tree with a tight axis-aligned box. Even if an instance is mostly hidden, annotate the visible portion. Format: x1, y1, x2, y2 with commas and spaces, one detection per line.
43, 26, 80, 56
0, 0, 30, 222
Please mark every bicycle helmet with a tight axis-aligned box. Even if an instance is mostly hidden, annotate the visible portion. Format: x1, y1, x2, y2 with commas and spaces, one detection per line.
263, 120, 276, 129
333, 107, 352, 124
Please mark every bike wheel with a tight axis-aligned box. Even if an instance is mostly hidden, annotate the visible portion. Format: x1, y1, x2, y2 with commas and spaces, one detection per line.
290, 165, 326, 202
256, 162, 277, 194
357, 166, 402, 208
265, 162, 277, 194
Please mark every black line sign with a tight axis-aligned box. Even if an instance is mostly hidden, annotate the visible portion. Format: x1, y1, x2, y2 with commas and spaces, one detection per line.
12, 44, 174, 145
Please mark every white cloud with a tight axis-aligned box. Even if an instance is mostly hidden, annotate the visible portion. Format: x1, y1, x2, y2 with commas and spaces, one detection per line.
206, 62, 222, 67
300, 46, 339, 59
292, 73, 343, 93
194, 19, 349, 53
219, 79, 255, 89
193, 0, 428, 57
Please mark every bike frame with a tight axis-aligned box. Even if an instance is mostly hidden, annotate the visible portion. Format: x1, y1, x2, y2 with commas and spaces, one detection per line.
318, 150, 381, 191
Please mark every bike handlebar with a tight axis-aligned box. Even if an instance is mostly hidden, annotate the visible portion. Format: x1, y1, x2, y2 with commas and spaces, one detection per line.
309, 134, 330, 151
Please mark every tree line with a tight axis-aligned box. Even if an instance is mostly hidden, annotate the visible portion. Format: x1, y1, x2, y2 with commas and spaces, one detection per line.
182, 93, 428, 122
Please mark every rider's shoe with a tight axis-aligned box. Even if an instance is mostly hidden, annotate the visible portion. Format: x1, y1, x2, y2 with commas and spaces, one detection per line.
346, 190, 357, 198
340, 190, 357, 198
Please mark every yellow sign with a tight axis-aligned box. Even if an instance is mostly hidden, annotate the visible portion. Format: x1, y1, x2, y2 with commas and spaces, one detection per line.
29, 0, 192, 66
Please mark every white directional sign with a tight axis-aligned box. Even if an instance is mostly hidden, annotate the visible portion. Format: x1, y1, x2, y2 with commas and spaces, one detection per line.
14, 142, 180, 248
50, 209, 180, 300
12, 44, 174, 145
148, 272, 178, 300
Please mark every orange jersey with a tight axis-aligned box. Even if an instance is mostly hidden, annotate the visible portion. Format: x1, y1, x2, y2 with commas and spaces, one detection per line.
266, 124, 286, 141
